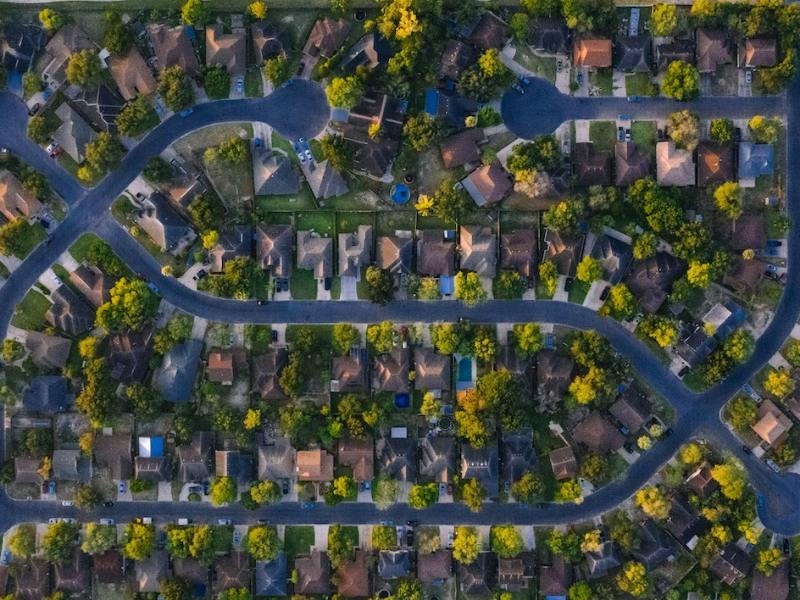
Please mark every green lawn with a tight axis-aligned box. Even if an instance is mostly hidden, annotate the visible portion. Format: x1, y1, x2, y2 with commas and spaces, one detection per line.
69, 233, 103, 263
631, 121, 657, 156
111, 195, 136, 223
590, 68, 613, 96
589, 121, 616, 153
511, 42, 557, 83
291, 269, 318, 300
336, 211, 373, 234
283, 525, 314, 564
296, 212, 335, 236
10, 221, 47, 259
625, 73, 655, 97
376, 211, 416, 236
212, 525, 233, 554
568, 279, 590, 304
0, 261, 9, 279
12, 289, 51, 330
244, 68, 263, 98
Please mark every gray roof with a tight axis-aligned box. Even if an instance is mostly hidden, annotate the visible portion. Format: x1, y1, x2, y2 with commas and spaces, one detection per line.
585, 540, 620, 578
135, 456, 171, 481
176, 431, 214, 482
23, 376, 71, 412
459, 552, 498, 596
297, 230, 333, 278
136, 192, 195, 251
338, 225, 372, 277
253, 151, 299, 196
52, 103, 95, 163
107, 328, 154, 383
460, 442, 499, 497
135, 549, 169, 593
590, 234, 633, 284
378, 550, 412, 579
255, 553, 287, 597
46, 285, 94, 335
257, 437, 296, 481
306, 159, 348, 200
94, 434, 133, 480
256, 223, 293, 278
376, 235, 412, 275
25, 332, 72, 370
414, 347, 451, 391
459, 225, 496, 278
152, 339, 202, 403
502, 429, 535, 483
376, 435, 416, 481
210, 225, 251, 273
215, 450, 253, 483
52, 449, 84, 481
419, 435, 455, 483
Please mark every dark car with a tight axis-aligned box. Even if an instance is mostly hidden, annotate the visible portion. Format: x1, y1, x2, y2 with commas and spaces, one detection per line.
271, 329, 278, 342
406, 520, 419, 527
784, 538, 791, 555
256, 299, 267, 306
103, 501, 114, 507
742, 445, 752, 455
203, 481, 210, 495
282, 481, 289, 495
563, 277, 573, 292
406, 528, 415, 546
324, 277, 332, 291
600, 286, 610, 301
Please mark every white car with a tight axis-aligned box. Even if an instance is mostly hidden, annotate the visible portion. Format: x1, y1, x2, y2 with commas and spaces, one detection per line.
61, 500, 73, 507
99, 518, 115, 525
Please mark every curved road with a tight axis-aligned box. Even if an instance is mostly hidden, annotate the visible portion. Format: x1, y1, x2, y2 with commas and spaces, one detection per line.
0, 76, 799, 532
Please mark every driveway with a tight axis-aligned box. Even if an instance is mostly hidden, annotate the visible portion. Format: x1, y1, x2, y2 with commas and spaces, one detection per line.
339, 276, 358, 300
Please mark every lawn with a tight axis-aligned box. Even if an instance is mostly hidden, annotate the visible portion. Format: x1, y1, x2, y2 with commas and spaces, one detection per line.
589, 121, 616, 153
334, 525, 359, 551
296, 211, 335, 236
590, 68, 613, 96
291, 269, 318, 300
10, 221, 47, 259
69, 233, 104, 263
568, 279, 589, 304
625, 73, 655, 97
283, 525, 314, 564
212, 525, 233, 554
337, 211, 374, 234
511, 42, 557, 83
376, 210, 416, 236
631, 121, 657, 156
0, 262, 9, 279
203, 144, 254, 212
244, 68, 263, 98
11, 289, 51, 330
111, 195, 136, 223
256, 188, 317, 212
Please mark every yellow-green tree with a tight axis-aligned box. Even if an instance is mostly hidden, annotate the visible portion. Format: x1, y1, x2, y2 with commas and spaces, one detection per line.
710, 461, 746, 500
569, 365, 605, 405
634, 485, 670, 520
576, 256, 602, 283
556, 479, 582, 503
616, 561, 649, 597
714, 182, 742, 219
686, 260, 713, 288
455, 271, 487, 306
246, 526, 279, 561
247, 0, 267, 19
461, 478, 486, 512
452, 526, 480, 564
764, 368, 795, 398
123, 523, 154, 560
680, 442, 704, 466
757, 547, 783, 575
491, 525, 523, 558
580, 529, 602, 553
651, 4, 677, 36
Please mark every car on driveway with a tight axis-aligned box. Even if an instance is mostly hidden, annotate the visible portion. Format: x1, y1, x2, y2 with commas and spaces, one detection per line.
218, 519, 232, 525
48, 481, 56, 495
1, 550, 11, 565
233, 529, 241, 545
118, 481, 127, 495
235, 78, 244, 94
99, 518, 115, 525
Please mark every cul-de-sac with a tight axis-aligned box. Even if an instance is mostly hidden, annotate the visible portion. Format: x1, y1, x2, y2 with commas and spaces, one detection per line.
0, 0, 798, 598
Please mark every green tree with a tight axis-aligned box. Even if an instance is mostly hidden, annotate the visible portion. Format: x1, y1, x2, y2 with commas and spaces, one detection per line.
161, 578, 190, 600
408, 483, 439, 509
542, 198, 583, 233
714, 181, 742, 219
81, 132, 125, 181
332, 323, 360, 355
510, 471, 544, 503
723, 328, 754, 363
546, 529, 582, 562
616, 561, 649, 597
209, 476, 237, 505
710, 118, 735, 144
218, 588, 251, 600
521, 0, 560, 17
711, 461, 746, 500
366, 321, 396, 354
125, 383, 162, 418
326, 75, 364, 108
327, 524, 356, 569
494, 270, 525, 299
8, 524, 35, 559
457, 48, 514, 101
1, 339, 23, 363
455, 271, 487, 306
748, 115, 781, 144
103, 11, 134, 56
757, 49, 798, 94
452, 526, 480, 564
38, 8, 65, 31
363, 266, 396, 305
96, 277, 159, 331
562, 0, 617, 33
66, 49, 102, 87
263, 57, 291, 86
427, 177, 467, 224
74, 483, 103, 510
143, 156, 172, 183
22, 72, 42, 98
403, 112, 438, 151
538, 260, 558, 296
635, 485, 670, 520
600, 283, 637, 320
75, 358, 116, 425
371, 525, 397, 550
690, 0, 720, 23
667, 110, 700, 151
764, 368, 795, 398
372, 475, 400, 510
608, 511, 639, 552
202, 65, 229, 99
661, 60, 700, 101
461, 478, 486, 512
576, 256, 602, 283
578, 454, 608, 484
246, 526, 279, 561
158, 66, 195, 112
123, 524, 155, 560
491, 525, 523, 558
757, 547, 783, 575
513, 323, 543, 358
509, 12, 530, 41
27, 115, 51, 144
81, 523, 116, 555
568, 581, 594, 600
42, 521, 80, 564
181, 0, 210, 24
651, 3, 678, 36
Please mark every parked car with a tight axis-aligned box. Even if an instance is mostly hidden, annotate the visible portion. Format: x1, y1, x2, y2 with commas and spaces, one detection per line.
768, 240, 783, 247
518, 76, 531, 86
625, 128, 632, 142
118, 481, 127, 495
600, 286, 610, 301
742, 445, 752, 455
28, 103, 40, 116
48, 481, 56, 495
235, 78, 244, 94
617, 126, 625, 141
99, 518, 115, 525
233, 529, 241, 545
217, 519, 232, 525
178, 108, 194, 117
324, 277, 332, 291
272, 329, 279, 342
178, 518, 190, 525
103, 501, 114, 508
745, 70, 752, 84
281, 481, 289, 495
146, 282, 160, 295
203, 481, 210, 495
61, 500, 73, 507
447, 531, 454, 548
627, 95, 642, 102
512, 82, 525, 94
406, 528, 415, 546
256, 299, 267, 305
188, 485, 202, 494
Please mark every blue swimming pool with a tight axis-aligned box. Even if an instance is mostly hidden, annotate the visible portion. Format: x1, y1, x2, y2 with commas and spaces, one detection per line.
457, 357, 473, 382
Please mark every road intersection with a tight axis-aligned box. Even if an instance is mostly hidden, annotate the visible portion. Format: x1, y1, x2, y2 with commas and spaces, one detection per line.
0, 75, 799, 532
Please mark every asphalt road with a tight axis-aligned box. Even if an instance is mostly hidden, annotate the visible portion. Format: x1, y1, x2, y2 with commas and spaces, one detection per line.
1, 76, 800, 532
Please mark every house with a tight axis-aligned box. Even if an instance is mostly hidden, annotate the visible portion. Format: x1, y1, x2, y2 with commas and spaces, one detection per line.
52, 449, 86, 481
702, 299, 746, 339
710, 544, 752, 585
176, 431, 214, 482
500, 229, 537, 280
52, 102, 95, 163
14, 457, 45, 486
255, 553, 288, 597
255, 223, 293, 278
498, 552, 535, 592
666, 494, 709, 549
377, 234, 413, 277
147, 24, 199, 75
539, 556, 572, 599
440, 39, 474, 81
752, 399, 792, 448
94, 433, 133, 480
419, 436, 455, 483
135, 550, 169, 592
295, 550, 331, 595
206, 24, 246, 75
676, 324, 718, 369
25, 332, 71, 370
739, 38, 777, 68
696, 29, 733, 73
296, 448, 334, 481
303, 18, 350, 60
331, 350, 369, 393
210, 225, 252, 273
215, 450, 252, 483
153, 339, 202, 403
572, 411, 624, 453
417, 229, 456, 278
38, 24, 92, 88
376, 434, 416, 481
723, 255, 765, 295
46, 285, 94, 335
496, 346, 535, 393
373, 348, 410, 393
469, 12, 510, 51
337, 550, 370, 598
440, 129, 485, 169
22, 376, 71, 413
615, 35, 653, 73
252, 349, 289, 400
1, 23, 45, 78
136, 192, 196, 253
257, 436, 296, 482
502, 429, 535, 484
166, 163, 206, 208
71, 83, 125, 131
591, 234, 633, 285
543, 229, 585, 277
94, 549, 124, 584
213, 552, 250, 594
573, 142, 612, 186
615, 141, 651, 186
378, 550, 412, 580
684, 463, 718, 498
337, 437, 374, 481
0, 170, 42, 221
108, 48, 156, 101
172, 558, 208, 592
207, 348, 236, 384
459, 225, 496, 278
656, 141, 695, 186
306, 159, 349, 199
609, 385, 651, 432
69, 263, 112, 307
340, 33, 394, 72
751, 557, 789, 600
528, 18, 569, 54
339, 225, 372, 277
625, 252, 686, 313
415, 347, 451, 392
738, 142, 774, 186
297, 230, 333, 279
134, 452, 170, 481
697, 141, 734, 186
730, 214, 767, 251
253, 151, 299, 196
585, 541, 620, 579
462, 163, 512, 207
460, 442, 499, 497
418, 549, 452, 583
251, 21, 289, 65
459, 552, 498, 596
573, 36, 612, 68
632, 520, 676, 570
107, 328, 154, 382
15, 558, 51, 600
537, 351, 574, 405
656, 39, 694, 72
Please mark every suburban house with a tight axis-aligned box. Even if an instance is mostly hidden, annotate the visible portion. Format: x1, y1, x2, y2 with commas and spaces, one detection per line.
255, 554, 288, 597
537, 350, 574, 406
379, 550, 412, 579
418, 549, 453, 584
500, 229, 537, 280
723, 255, 765, 295
38, 24, 93, 89
135, 550, 169, 593
609, 386, 651, 432
459, 225, 497, 278
302, 18, 351, 61
175, 431, 214, 482
498, 552, 535, 592
571, 411, 625, 453
502, 429, 535, 484
656, 39, 694, 72
415, 347, 451, 393
253, 151, 299, 196
697, 141, 734, 186
108, 48, 157, 101
215, 449, 253, 484
615, 141, 651, 186
53, 103, 95, 164
752, 399, 792, 448
256, 223, 293, 279
0, 169, 42, 221
730, 214, 767, 251
69, 263, 113, 307
461, 443, 500, 497
331, 349, 369, 393
462, 162, 513, 207
252, 349, 289, 400
251, 21, 290, 65
136, 192, 197, 253
738, 142, 774, 187
337, 550, 370, 597
213, 552, 250, 595
46, 285, 94, 335
1, 23, 45, 80
624, 252, 686, 313
543, 229, 585, 278
94, 433, 133, 480
573, 142, 612, 186
591, 233, 633, 284
147, 24, 199, 75
337, 437, 374, 482
297, 230, 333, 279
738, 38, 777, 68
459, 552, 498, 596
696, 29, 733, 73
417, 229, 456, 278
750, 557, 789, 600
373, 348, 410, 393
656, 141, 695, 186
528, 18, 569, 55
295, 449, 334, 482
377, 234, 413, 279
207, 348, 237, 385
25, 332, 71, 370
210, 225, 252, 273
376, 434, 416, 481
305, 160, 349, 200
419, 436, 455, 483
23, 376, 71, 413
710, 544, 752, 585
152, 339, 203, 403
206, 23, 246, 75
585, 540, 621, 579
340, 33, 394, 73
257, 437, 296, 483
439, 39, 474, 81
107, 328, 154, 383
539, 556, 573, 599
468, 12, 510, 51
338, 225, 372, 278
295, 550, 331, 595
615, 34, 653, 73
440, 128, 486, 170
572, 36, 612, 68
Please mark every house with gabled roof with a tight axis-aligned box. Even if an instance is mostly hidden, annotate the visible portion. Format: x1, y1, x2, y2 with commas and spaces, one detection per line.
337, 549, 370, 598
710, 544, 752, 585
46, 285, 94, 335
297, 230, 333, 279
340, 33, 394, 73
572, 411, 624, 454
207, 348, 236, 385
696, 29, 733, 73
213, 551, 250, 594
573, 36, 612, 68
303, 18, 350, 60
1, 23, 45, 78
415, 347, 451, 392
625, 252, 685, 313
306, 159, 349, 200
94, 549, 124, 584
585, 540, 621, 579
459, 552, 498, 596
136, 192, 196, 253
419, 436, 455, 483
257, 436, 295, 482
469, 12, 510, 51
176, 431, 214, 482
15, 558, 51, 600
528, 18, 569, 54
376, 434, 416, 481
417, 229, 456, 277
461, 442, 499, 497
296, 448, 334, 481
373, 348, 410, 393
53, 102, 95, 164
215, 449, 252, 483
25, 332, 71, 370
54, 550, 89, 595
377, 234, 413, 278
107, 328, 154, 383
459, 225, 496, 278
255, 223, 292, 278
337, 437, 374, 481
615, 34, 653, 73
69, 263, 113, 307
379, 550, 412, 579
14, 456, 45, 486
500, 229, 537, 280
632, 520, 677, 570
462, 163, 512, 207
537, 350, 574, 406
108, 47, 156, 101
94, 433, 133, 480
498, 551, 535, 592
543, 229, 585, 277
331, 350, 369, 393
739, 38, 777, 68
751, 556, 789, 600
615, 141, 650, 186
206, 23, 246, 75
295, 550, 331, 595
738, 142, 774, 187
539, 555, 572, 598
0, 169, 42, 221
135, 550, 169, 593
38, 24, 92, 89
502, 429, 535, 484
252, 349, 289, 400
253, 151, 299, 196
148, 24, 199, 75
609, 385, 651, 432
730, 214, 767, 251
153, 339, 202, 403
23, 376, 71, 413
656, 39, 694, 72
440, 128, 485, 169
591, 233, 632, 285
210, 225, 251, 274
255, 553, 287, 597
339, 225, 372, 278
573, 142, 612, 186
752, 399, 792, 448
251, 21, 290, 65
440, 39, 474, 81
656, 141, 695, 186
697, 141, 734, 186
418, 549, 453, 583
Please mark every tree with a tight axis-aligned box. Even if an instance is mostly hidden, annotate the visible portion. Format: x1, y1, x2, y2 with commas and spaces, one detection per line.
126, 383, 162, 418
372, 475, 400, 510
562, 0, 616, 33
521, 0, 560, 17
8, 524, 35, 559
39, 8, 65, 31
576, 256, 602, 283
75, 358, 116, 426
690, 0, 720, 23
181, 0, 210, 25
143, 156, 172, 183
431, 323, 461, 355
667, 110, 700, 151
427, 178, 467, 224
326, 75, 364, 108
66, 49, 102, 87
246, 526, 279, 561
96, 277, 159, 331
579, 454, 608, 484
748, 115, 781, 144
43, 521, 80, 563
569, 330, 610, 367
455, 271, 487, 306
408, 483, 439, 509
159, 66, 195, 112
538, 260, 558, 296
1, 339, 23, 363
509, 12, 530, 41
325, 474, 355, 504
27, 115, 51, 144
513, 323, 543, 358
403, 113, 438, 151
556, 479, 582, 503
723, 329, 754, 363
318, 134, 351, 173
326, 524, 356, 570
263, 57, 290, 87
638, 314, 678, 348
757, 548, 783, 575
710, 118, 735, 144
249, 480, 280, 505
651, 3, 678, 36
568, 582, 594, 600
363, 266, 396, 305
711, 462, 746, 500
331, 323, 359, 356
495, 270, 525, 299
247, 0, 267, 19
757, 49, 798, 94
22, 72, 42, 97
116, 96, 157, 138
542, 198, 583, 232
452, 526, 480, 564
75, 483, 103, 510
491, 525, 523, 558
616, 561, 649, 597
569, 366, 606, 405
461, 478, 485, 512
209, 476, 237, 505
713, 181, 742, 219
472, 328, 497, 364
81, 132, 125, 181
457, 49, 514, 101
686, 261, 713, 288
635, 486, 670, 520
218, 589, 251, 600
161, 578, 190, 600
367, 321, 396, 354
103, 11, 134, 56
580, 529, 602, 553
330, 0, 352, 15
371, 525, 397, 550
210, 136, 248, 165
546, 529, 582, 562
511, 471, 544, 503
81, 523, 116, 555
764, 368, 795, 398
662, 60, 700, 101
608, 511, 639, 552
123, 523, 155, 560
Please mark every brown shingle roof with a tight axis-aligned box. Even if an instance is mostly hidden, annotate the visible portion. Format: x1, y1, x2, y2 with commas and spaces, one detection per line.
500, 229, 537, 279
572, 411, 624, 453
109, 48, 156, 101
207, 348, 236, 384
297, 230, 333, 278
93, 549, 124, 583
54, 549, 90, 592
751, 557, 789, 600
252, 349, 289, 400
206, 24, 246, 75
296, 550, 331, 595
615, 141, 651, 186
336, 549, 370, 597
723, 256, 765, 294
0, 169, 42, 221
296, 449, 334, 481
418, 549, 452, 582
372, 348, 410, 393
255, 223, 293, 278
69, 263, 113, 307
741, 38, 777, 68
213, 551, 250, 593
25, 332, 71, 370
730, 214, 766, 251
414, 347, 451, 391
303, 18, 350, 59
377, 235, 412, 275
148, 24, 199, 75
417, 230, 455, 277
469, 12, 510, 51
462, 163, 512, 207
94, 434, 133, 480
549, 445, 577, 480
337, 437, 374, 481
697, 141, 734, 186
696, 29, 733, 73
573, 142, 612, 186
15, 558, 50, 600
573, 36, 612, 67
439, 128, 485, 169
